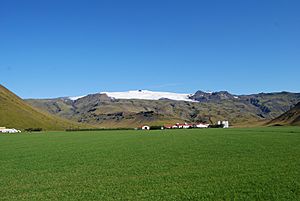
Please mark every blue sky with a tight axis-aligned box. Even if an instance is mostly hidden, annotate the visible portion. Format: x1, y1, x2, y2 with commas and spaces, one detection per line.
0, 0, 299, 98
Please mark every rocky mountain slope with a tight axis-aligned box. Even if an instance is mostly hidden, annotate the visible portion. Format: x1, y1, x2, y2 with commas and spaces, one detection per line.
26, 90, 300, 128
268, 102, 300, 126
0, 85, 85, 130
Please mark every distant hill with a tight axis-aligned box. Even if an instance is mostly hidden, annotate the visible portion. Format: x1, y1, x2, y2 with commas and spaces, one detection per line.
0, 85, 85, 130
268, 102, 300, 126
26, 90, 300, 128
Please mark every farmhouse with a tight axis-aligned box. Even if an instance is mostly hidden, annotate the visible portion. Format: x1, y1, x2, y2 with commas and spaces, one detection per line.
164, 123, 191, 129
178, 123, 194, 129
195, 123, 210, 128
172, 124, 179, 129
0, 127, 21, 133
164, 122, 210, 129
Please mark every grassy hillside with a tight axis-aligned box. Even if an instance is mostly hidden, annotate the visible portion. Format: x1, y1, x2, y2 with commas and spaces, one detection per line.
268, 102, 300, 126
0, 85, 86, 130
1, 127, 299, 200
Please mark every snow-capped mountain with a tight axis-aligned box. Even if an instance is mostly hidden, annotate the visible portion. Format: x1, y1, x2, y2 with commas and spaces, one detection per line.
70, 90, 196, 102
27, 90, 300, 128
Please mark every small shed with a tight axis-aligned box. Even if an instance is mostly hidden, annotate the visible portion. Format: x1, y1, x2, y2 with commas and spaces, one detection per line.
0, 127, 6, 132
141, 125, 150, 130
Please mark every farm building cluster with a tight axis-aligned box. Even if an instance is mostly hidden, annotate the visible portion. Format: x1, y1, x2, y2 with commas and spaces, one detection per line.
0, 127, 21, 133
163, 123, 210, 129
141, 121, 229, 130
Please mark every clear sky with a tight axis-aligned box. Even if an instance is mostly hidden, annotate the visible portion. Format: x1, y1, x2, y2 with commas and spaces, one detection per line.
0, 0, 299, 98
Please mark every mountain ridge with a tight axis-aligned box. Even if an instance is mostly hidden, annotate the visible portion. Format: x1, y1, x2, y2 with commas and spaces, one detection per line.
268, 102, 300, 126
26, 90, 300, 128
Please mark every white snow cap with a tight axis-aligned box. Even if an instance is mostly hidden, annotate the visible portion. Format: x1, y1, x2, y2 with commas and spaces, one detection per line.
69, 95, 86, 101
69, 90, 197, 102
102, 90, 196, 102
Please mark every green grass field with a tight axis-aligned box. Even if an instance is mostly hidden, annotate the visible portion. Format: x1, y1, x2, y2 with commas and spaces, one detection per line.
0, 128, 299, 201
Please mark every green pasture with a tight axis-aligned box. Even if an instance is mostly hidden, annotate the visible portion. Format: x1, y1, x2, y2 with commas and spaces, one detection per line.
0, 127, 299, 200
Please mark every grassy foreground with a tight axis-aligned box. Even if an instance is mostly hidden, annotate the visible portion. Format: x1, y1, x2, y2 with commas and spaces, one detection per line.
0, 128, 299, 200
